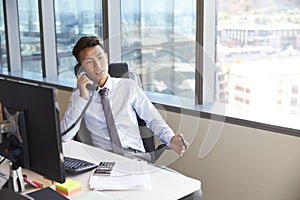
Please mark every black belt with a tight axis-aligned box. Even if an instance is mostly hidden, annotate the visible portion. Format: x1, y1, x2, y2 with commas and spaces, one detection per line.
124, 148, 142, 153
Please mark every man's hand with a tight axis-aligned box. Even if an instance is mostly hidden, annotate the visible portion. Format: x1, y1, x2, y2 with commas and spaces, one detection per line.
170, 134, 189, 156
77, 73, 93, 99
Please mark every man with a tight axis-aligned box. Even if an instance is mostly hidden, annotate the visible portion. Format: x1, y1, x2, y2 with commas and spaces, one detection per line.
61, 36, 189, 160
61, 36, 202, 199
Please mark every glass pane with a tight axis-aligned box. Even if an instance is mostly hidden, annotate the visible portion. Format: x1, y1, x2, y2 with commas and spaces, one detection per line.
216, 1, 300, 128
121, 0, 196, 99
55, 0, 103, 78
18, 0, 42, 74
0, 1, 7, 69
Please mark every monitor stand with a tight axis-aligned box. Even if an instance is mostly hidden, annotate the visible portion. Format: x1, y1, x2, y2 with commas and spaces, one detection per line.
0, 107, 27, 192
8, 162, 25, 192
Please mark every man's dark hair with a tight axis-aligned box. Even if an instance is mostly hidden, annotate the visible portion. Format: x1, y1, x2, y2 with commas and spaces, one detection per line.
72, 36, 104, 63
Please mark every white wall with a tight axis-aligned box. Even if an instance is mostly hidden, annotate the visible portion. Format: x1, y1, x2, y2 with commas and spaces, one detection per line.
159, 111, 300, 200
57, 89, 300, 200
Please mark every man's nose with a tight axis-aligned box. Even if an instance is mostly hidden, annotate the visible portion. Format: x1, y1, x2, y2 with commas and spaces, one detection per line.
94, 59, 101, 69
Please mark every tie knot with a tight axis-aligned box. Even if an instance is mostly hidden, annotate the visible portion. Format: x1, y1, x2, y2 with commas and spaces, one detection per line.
100, 88, 109, 96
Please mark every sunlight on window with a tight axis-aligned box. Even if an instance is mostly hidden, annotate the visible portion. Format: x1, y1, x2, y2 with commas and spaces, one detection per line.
216, 1, 300, 128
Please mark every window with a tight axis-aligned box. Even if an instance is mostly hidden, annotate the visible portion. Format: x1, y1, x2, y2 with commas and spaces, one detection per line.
54, 0, 103, 78
1, 0, 299, 135
18, 0, 41, 74
0, 0, 6, 69
216, 0, 300, 129
120, 0, 196, 99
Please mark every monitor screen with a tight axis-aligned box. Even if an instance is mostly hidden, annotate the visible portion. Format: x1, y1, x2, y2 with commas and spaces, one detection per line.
0, 78, 65, 183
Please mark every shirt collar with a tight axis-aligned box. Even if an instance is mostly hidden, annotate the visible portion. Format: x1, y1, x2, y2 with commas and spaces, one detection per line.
98, 75, 113, 91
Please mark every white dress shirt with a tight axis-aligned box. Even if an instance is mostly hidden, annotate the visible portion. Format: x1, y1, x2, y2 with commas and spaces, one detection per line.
60, 76, 175, 153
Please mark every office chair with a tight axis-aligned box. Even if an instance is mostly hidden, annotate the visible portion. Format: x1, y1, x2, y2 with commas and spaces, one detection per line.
74, 62, 168, 163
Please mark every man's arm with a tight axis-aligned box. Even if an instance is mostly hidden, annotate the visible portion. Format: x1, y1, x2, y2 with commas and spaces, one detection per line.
60, 91, 88, 141
131, 84, 188, 155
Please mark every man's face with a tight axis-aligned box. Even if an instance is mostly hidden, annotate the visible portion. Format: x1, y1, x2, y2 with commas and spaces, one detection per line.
79, 45, 109, 87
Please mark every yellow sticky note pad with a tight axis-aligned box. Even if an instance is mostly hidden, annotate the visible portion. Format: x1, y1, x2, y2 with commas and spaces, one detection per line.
55, 179, 82, 196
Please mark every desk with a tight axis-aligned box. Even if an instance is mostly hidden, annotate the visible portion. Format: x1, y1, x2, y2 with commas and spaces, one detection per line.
1, 140, 201, 200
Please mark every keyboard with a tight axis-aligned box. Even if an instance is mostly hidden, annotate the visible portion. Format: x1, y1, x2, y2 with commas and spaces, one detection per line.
64, 156, 97, 174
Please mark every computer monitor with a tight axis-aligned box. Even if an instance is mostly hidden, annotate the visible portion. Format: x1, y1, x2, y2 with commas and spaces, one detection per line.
0, 78, 65, 183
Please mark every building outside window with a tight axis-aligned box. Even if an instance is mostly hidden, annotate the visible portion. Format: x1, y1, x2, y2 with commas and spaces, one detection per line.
216, 0, 300, 128
54, 0, 103, 78
120, 0, 196, 99
18, 0, 41, 74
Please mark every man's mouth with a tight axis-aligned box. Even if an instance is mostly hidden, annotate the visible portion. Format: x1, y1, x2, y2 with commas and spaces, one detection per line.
96, 70, 103, 75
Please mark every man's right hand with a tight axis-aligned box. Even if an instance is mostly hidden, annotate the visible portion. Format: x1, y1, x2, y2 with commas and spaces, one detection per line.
170, 133, 189, 156
77, 74, 93, 99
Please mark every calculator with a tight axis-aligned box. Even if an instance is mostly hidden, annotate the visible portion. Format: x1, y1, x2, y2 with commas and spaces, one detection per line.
93, 162, 115, 176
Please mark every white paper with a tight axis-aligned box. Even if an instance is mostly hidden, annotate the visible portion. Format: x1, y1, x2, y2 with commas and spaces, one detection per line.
89, 160, 150, 191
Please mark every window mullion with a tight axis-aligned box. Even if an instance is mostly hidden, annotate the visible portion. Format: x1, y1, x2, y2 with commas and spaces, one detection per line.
195, 0, 204, 104
38, 0, 57, 77
3, 0, 21, 71
107, 0, 122, 63
200, 0, 215, 105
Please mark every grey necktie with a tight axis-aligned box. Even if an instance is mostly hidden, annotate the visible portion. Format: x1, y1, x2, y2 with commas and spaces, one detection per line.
100, 88, 124, 155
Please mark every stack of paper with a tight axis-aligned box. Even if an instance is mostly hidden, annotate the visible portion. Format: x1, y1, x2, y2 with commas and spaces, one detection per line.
89, 160, 150, 190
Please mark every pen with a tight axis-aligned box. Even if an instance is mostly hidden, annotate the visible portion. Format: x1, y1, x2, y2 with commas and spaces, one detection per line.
180, 137, 188, 157
181, 137, 188, 150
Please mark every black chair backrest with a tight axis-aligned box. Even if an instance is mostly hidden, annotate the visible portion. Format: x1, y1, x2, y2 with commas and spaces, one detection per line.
108, 63, 129, 78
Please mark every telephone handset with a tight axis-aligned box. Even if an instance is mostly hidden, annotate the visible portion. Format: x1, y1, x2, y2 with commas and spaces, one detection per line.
74, 63, 98, 91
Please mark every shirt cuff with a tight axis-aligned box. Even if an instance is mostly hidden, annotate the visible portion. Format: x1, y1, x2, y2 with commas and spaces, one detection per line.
161, 132, 175, 147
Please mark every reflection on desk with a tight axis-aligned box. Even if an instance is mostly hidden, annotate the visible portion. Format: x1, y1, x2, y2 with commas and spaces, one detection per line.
0, 140, 201, 200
